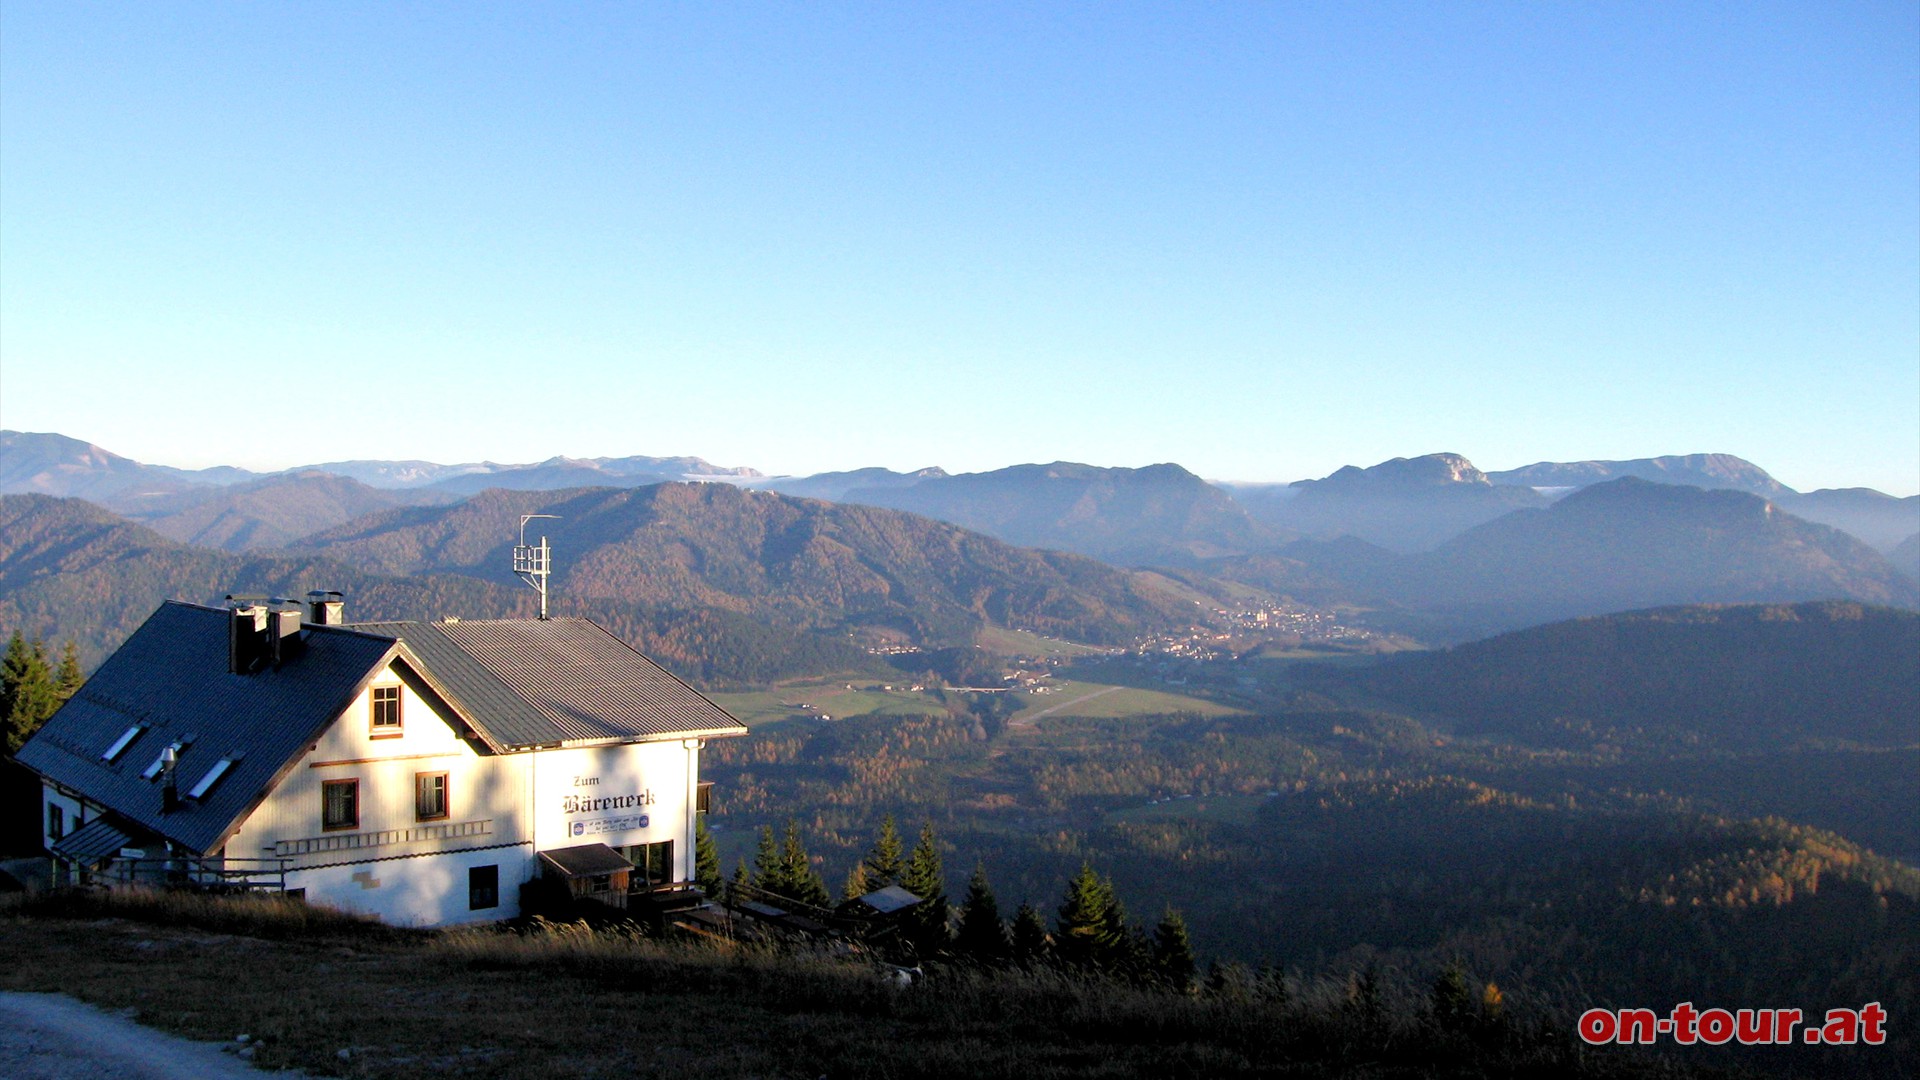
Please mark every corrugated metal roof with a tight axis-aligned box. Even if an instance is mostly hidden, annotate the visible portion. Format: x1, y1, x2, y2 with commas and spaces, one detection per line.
356, 618, 746, 748
50, 818, 134, 863
17, 603, 398, 856
540, 843, 635, 878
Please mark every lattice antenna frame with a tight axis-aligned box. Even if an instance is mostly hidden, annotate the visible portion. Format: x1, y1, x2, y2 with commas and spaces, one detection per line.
513, 514, 561, 619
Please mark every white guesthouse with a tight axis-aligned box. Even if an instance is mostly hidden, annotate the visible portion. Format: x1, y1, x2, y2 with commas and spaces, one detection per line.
18, 595, 746, 926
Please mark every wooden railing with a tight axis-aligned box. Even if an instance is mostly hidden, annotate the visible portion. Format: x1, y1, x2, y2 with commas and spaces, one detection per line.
100, 855, 291, 893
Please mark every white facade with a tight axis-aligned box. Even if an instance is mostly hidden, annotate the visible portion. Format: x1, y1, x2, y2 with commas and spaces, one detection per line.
212, 663, 709, 927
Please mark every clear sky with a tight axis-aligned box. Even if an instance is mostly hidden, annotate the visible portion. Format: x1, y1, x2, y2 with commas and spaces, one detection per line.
3, 2, 1916, 493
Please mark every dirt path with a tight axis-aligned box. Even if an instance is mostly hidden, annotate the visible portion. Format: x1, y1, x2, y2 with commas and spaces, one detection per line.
1012, 684, 1123, 726
0, 992, 298, 1080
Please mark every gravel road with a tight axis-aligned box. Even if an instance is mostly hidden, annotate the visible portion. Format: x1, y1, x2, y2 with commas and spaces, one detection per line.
0, 991, 304, 1080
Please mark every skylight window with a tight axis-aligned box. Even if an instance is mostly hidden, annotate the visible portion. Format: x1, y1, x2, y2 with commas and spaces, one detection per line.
101, 724, 147, 762
186, 757, 238, 800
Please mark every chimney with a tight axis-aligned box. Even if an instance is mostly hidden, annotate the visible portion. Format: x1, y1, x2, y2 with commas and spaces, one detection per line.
269, 606, 305, 667
306, 590, 345, 626
160, 745, 179, 813
229, 605, 268, 674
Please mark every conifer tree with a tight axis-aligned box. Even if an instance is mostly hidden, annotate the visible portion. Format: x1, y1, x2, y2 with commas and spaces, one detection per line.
1010, 901, 1051, 967
841, 860, 871, 901
777, 819, 830, 908
750, 825, 780, 892
864, 814, 904, 887
53, 641, 83, 703
693, 815, 723, 897
955, 863, 1009, 964
1151, 907, 1197, 992
1055, 863, 1127, 972
1, 633, 56, 756
900, 821, 950, 956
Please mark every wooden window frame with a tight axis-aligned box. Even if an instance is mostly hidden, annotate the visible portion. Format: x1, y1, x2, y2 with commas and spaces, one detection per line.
321, 778, 359, 831
696, 781, 713, 815
415, 771, 449, 822
46, 802, 64, 841
370, 685, 403, 739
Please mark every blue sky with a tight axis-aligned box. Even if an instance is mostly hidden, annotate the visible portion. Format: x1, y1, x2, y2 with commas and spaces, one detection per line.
3, 2, 1915, 493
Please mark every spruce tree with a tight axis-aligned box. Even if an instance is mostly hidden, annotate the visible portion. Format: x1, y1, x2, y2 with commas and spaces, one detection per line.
1055, 863, 1127, 973
693, 815, 723, 897
864, 814, 905, 887
841, 860, 872, 901
1, 633, 56, 756
750, 825, 780, 892
900, 822, 950, 956
777, 819, 830, 908
955, 863, 1009, 964
1152, 907, 1197, 992
53, 641, 83, 703
1010, 901, 1051, 967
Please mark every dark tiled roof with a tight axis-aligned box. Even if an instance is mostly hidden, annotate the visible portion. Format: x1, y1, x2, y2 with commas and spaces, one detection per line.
355, 618, 745, 749
19, 605, 744, 857
540, 843, 635, 878
17, 603, 399, 856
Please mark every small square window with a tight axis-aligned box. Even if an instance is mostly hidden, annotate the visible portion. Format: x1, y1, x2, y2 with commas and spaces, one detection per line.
469, 865, 499, 910
370, 685, 402, 736
322, 779, 359, 831
415, 772, 448, 822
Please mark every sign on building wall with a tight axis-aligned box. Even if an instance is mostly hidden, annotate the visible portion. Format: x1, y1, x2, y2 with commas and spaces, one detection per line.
532, 743, 689, 851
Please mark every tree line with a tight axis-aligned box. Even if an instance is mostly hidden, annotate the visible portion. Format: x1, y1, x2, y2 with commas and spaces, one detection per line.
701, 814, 1198, 992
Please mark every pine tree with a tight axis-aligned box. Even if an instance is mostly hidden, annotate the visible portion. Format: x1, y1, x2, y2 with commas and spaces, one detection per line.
1055, 863, 1127, 973
1151, 907, 1197, 992
693, 815, 723, 897
864, 814, 905, 887
1010, 901, 1051, 967
777, 819, 830, 908
900, 821, 950, 956
841, 860, 872, 901
955, 863, 1009, 964
1, 633, 57, 756
750, 825, 780, 892
53, 641, 83, 703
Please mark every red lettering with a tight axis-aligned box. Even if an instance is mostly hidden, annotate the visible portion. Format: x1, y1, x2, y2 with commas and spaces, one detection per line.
1577, 1009, 1616, 1045
1697, 1008, 1734, 1045
1773, 1008, 1802, 1044
1618, 1009, 1658, 1044
1670, 1002, 1699, 1045
1861, 1002, 1886, 1045
1821, 1009, 1858, 1045
1734, 1009, 1770, 1045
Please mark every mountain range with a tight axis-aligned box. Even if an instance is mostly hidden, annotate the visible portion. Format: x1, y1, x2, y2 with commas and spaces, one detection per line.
6, 431, 1914, 561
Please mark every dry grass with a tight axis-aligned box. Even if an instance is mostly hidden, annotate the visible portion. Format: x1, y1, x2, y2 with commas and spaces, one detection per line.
0, 889, 1707, 1079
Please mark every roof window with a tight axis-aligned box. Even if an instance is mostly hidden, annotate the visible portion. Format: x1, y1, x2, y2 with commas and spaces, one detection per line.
186, 756, 239, 800
101, 724, 147, 762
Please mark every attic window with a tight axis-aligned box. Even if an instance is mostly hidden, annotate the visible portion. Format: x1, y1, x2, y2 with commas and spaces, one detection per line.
102, 724, 147, 762
186, 756, 239, 800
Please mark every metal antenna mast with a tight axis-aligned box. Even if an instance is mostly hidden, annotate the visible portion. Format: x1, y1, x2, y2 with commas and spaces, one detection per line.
513, 515, 561, 619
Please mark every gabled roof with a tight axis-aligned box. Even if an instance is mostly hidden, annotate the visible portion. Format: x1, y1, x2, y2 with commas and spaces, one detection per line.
354, 618, 745, 749
19, 603, 745, 857
17, 602, 399, 856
